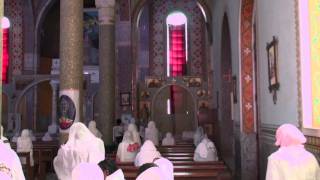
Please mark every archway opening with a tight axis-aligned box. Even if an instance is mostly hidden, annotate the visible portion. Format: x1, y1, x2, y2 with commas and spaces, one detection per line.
152, 85, 195, 137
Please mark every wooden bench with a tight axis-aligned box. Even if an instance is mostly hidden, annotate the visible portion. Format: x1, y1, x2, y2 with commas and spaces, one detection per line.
11, 141, 59, 179
17, 152, 33, 180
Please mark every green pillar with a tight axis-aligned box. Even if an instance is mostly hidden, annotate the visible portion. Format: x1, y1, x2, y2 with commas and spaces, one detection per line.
59, 0, 83, 143
95, 0, 116, 144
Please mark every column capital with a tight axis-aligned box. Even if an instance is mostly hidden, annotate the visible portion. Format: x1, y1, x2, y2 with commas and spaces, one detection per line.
95, 0, 115, 25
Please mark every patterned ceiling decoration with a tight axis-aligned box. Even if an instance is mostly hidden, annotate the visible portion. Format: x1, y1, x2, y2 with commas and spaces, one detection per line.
5, 0, 23, 75
150, 0, 206, 77
240, 0, 255, 133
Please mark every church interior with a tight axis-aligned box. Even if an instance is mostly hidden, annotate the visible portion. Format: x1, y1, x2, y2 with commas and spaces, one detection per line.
0, 0, 320, 179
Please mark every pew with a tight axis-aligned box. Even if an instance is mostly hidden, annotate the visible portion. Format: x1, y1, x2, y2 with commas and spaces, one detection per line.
17, 152, 33, 180
11, 141, 59, 179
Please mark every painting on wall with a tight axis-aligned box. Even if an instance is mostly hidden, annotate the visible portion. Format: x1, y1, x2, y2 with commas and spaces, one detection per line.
187, 77, 202, 87
120, 92, 131, 106
84, 8, 99, 65
266, 36, 280, 104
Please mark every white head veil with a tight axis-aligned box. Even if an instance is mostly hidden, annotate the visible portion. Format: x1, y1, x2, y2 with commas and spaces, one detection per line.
71, 162, 104, 180
127, 123, 141, 145
145, 121, 159, 146
17, 129, 34, 166
54, 122, 105, 180
134, 140, 161, 167
88, 121, 102, 138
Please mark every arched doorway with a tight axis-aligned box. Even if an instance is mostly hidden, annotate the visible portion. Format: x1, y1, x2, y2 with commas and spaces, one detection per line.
151, 85, 196, 136
219, 13, 235, 172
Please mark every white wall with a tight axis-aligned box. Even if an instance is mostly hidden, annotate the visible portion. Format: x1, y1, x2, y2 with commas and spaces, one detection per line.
256, 0, 298, 126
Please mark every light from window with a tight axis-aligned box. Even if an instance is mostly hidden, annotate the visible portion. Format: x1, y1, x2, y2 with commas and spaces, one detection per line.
166, 12, 188, 77
300, 0, 320, 129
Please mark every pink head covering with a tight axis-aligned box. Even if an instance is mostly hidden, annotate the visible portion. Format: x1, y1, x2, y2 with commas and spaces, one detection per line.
275, 124, 306, 147
71, 162, 104, 180
134, 140, 161, 167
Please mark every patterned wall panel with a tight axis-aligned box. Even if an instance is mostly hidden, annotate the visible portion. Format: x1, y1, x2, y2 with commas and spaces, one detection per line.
5, 0, 23, 75
240, 0, 255, 133
150, 0, 205, 77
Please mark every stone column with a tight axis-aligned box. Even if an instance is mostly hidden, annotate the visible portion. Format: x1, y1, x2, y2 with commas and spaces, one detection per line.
95, 0, 116, 144
59, 0, 83, 143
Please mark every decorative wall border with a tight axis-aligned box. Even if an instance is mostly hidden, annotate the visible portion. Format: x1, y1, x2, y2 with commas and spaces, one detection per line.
240, 0, 255, 133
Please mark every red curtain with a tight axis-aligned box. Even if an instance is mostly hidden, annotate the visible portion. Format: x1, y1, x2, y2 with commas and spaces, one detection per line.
169, 24, 186, 114
2, 28, 9, 83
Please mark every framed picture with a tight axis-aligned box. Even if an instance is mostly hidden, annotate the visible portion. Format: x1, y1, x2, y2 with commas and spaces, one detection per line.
266, 36, 280, 92
120, 92, 131, 106
84, 8, 99, 65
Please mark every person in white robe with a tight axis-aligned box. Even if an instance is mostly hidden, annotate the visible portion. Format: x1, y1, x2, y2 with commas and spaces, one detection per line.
116, 131, 138, 162
145, 121, 159, 146
128, 123, 141, 145
194, 138, 218, 162
266, 124, 320, 180
136, 166, 164, 180
0, 141, 25, 180
71, 162, 104, 180
193, 126, 204, 146
88, 120, 102, 138
135, 140, 172, 180
98, 159, 125, 180
17, 129, 34, 166
113, 119, 124, 144
0, 126, 10, 149
162, 132, 175, 146
54, 122, 105, 180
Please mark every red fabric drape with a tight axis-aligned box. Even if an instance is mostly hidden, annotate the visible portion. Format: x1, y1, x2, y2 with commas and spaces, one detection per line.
2, 28, 9, 83
169, 24, 186, 114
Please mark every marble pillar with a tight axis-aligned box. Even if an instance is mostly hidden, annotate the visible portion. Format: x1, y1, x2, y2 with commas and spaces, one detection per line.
59, 0, 83, 143
95, 0, 116, 144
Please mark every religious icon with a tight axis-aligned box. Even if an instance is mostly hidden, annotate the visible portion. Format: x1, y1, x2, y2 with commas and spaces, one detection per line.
188, 77, 202, 87
120, 92, 131, 106
146, 78, 162, 88
58, 95, 76, 130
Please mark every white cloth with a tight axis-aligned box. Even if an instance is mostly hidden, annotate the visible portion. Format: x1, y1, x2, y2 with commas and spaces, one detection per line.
72, 162, 104, 180
116, 131, 138, 162
42, 132, 53, 141
145, 121, 159, 146
266, 124, 320, 180
193, 127, 204, 146
162, 132, 175, 146
106, 169, 125, 180
128, 123, 141, 145
266, 145, 320, 180
154, 157, 174, 180
88, 121, 103, 138
0, 141, 25, 180
54, 122, 105, 180
135, 140, 161, 167
17, 129, 34, 166
194, 139, 218, 162
136, 166, 164, 180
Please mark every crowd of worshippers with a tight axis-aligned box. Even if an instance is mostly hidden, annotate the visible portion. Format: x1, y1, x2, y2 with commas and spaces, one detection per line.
0, 121, 319, 180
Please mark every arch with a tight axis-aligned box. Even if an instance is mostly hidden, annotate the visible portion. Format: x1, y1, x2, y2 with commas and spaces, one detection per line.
34, 0, 58, 73
13, 76, 58, 133
151, 83, 198, 129
131, 0, 212, 116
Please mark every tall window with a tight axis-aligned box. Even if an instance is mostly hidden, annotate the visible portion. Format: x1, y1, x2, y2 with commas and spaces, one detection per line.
166, 12, 187, 77
166, 12, 188, 115
2, 17, 10, 84
299, 1, 320, 130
